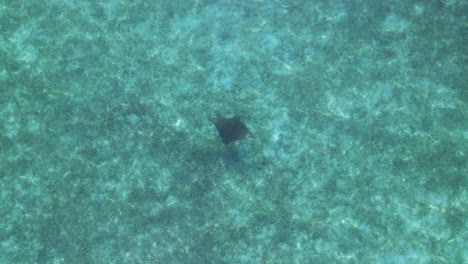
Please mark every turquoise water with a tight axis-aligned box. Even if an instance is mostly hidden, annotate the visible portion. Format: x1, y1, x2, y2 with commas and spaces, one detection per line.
0, 0, 466, 263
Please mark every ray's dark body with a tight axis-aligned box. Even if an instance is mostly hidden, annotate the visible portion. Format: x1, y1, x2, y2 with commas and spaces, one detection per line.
209, 115, 254, 144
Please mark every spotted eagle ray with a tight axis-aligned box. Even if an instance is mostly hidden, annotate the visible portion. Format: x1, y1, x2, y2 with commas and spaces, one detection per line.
209, 115, 254, 144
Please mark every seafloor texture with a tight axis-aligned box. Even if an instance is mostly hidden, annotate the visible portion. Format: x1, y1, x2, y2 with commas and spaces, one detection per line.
0, 0, 466, 263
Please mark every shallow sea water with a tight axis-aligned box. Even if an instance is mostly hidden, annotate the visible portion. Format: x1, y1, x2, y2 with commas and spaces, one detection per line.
0, 1, 466, 263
